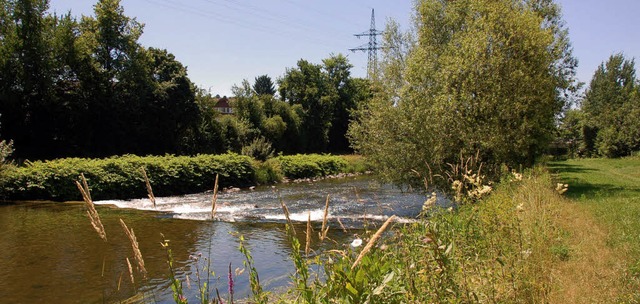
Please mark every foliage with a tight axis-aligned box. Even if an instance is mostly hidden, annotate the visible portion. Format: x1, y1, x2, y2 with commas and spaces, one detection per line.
253, 74, 276, 96
241, 136, 274, 162
556, 108, 587, 157
276, 154, 348, 179
270, 168, 564, 303
0, 0, 367, 160
0, 153, 365, 201
279, 55, 371, 153
279, 59, 336, 152
0, 153, 256, 201
349, 0, 579, 186
0, 0, 201, 159
0, 138, 13, 166
581, 53, 640, 157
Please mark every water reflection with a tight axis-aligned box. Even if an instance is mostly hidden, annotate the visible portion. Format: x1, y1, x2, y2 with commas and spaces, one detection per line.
0, 177, 429, 303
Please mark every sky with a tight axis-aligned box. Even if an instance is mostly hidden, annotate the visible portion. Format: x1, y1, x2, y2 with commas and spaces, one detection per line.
47, 0, 640, 97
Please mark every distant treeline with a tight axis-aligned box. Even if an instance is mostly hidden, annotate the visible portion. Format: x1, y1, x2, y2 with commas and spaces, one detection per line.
0, 0, 371, 160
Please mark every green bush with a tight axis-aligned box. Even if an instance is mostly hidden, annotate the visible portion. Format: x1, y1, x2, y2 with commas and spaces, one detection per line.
0, 153, 366, 201
276, 154, 348, 179
241, 137, 274, 161
0, 153, 255, 201
253, 158, 283, 185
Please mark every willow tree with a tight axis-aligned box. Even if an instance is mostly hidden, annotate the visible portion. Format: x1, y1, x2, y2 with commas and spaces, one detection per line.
349, 0, 578, 185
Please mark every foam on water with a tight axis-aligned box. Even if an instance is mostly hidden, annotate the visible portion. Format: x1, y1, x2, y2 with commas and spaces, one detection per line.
93, 176, 434, 227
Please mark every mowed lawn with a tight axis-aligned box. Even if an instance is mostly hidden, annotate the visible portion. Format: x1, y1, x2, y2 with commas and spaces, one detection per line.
549, 157, 640, 302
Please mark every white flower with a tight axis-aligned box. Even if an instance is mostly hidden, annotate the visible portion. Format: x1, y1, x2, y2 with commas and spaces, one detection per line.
351, 238, 363, 248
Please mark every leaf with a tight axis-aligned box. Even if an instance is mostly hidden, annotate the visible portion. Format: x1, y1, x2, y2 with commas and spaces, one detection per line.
445, 242, 454, 256
372, 271, 395, 295
355, 267, 366, 284
346, 282, 358, 296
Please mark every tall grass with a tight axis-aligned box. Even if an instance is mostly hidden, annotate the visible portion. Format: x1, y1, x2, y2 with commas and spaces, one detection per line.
272, 167, 568, 303
75, 174, 107, 242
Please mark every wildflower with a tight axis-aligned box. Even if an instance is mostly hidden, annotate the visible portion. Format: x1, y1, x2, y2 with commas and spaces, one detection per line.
228, 263, 234, 302
556, 183, 569, 195
512, 171, 523, 181
351, 238, 363, 248
422, 192, 437, 212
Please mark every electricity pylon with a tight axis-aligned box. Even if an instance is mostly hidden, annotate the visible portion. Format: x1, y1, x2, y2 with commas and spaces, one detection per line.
349, 8, 384, 79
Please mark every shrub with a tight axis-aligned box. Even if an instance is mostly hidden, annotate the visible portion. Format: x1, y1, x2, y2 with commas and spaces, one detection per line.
276, 154, 348, 179
241, 137, 274, 161
0, 153, 255, 201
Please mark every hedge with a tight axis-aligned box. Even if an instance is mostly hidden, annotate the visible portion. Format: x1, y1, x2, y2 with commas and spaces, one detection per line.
0, 154, 367, 201
0, 153, 255, 201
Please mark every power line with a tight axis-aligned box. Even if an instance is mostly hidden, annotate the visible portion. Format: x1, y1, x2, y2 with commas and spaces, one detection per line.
349, 8, 383, 79
142, 0, 347, 50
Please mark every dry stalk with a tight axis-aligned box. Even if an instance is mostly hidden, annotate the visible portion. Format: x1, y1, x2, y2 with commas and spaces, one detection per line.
75, 174, 107, 242
140, 167, 156, 208
336, 217, 348, 233
117, 272, 123, 291
120, 219, 147, 279
126, 257, 135, 284
211, 174, 219, 219
351, 215, 396, 270
305, 212, 312, 256
280, 201, 295, 235
319, 194, 330, 241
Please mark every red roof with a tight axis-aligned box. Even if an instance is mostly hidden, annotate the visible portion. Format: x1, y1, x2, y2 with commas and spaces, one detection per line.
214, 97, 231, 108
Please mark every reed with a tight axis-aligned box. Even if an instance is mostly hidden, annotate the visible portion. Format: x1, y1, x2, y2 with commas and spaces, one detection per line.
140, 167, 156, 208
319, 194, 330, 241
120, 219, 148, 279
211, 174, 219, 219
75, 174, 107, 242
280, 200, 295, 235
336, 217, 348, 233
305, 212, 312, 256
351, 215, 396, 270
126, 257, 135, 284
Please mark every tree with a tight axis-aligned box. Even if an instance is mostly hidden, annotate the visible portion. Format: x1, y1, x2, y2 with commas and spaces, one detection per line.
145, 47, 199, 154
323, 54, 370, 153
80, 0, 146, 155
0, 0, 58, 159
556, 108, 586, 157
349, 0, 579, 185
253, 74, 276, 96
279, 59, 337, 152
582, 54, 640, 157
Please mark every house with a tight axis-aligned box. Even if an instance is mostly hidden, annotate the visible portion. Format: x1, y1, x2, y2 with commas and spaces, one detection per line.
213, 96, 234, 114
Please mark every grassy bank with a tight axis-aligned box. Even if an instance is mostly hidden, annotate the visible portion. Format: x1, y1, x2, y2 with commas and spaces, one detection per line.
245, 168, 567, 303
272, 160, 639, 303
0, 153, 368, 201
549, 157, 640, 302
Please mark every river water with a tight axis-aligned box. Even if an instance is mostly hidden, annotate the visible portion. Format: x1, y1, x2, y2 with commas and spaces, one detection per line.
0, 176, 430, 303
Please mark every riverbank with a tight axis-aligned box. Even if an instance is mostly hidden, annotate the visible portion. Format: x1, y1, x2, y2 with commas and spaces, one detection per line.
269, 158, 640, 302
0, 153, 369, 201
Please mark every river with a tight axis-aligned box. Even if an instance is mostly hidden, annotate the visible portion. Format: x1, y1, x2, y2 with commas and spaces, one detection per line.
0, 175, 431, 303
